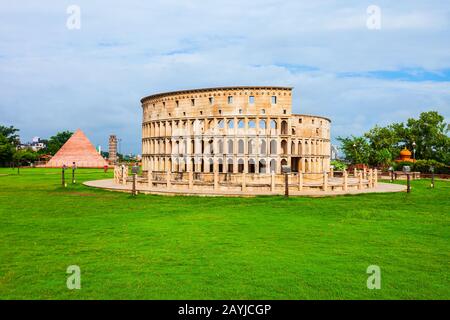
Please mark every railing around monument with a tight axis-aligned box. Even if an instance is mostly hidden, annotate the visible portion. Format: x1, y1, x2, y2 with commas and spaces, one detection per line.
129, 169, 379, 193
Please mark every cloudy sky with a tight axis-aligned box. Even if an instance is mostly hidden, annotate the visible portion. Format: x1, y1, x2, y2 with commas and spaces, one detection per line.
1, 0, 449, 154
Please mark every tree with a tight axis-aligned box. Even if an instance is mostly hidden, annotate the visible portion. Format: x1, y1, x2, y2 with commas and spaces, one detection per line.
364, 125, 402, 165
405, 111, 450, 163
0, 134, 15, 166
45, 131, 73, 155
0, 125, 20, 146
13, 149, 38, 166
337, 135, 371, 165
372, 148, 393, 168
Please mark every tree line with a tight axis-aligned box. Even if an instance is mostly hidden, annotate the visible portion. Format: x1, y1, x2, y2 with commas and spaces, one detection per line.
337, 111, 450, 171
0, 126, 75, 166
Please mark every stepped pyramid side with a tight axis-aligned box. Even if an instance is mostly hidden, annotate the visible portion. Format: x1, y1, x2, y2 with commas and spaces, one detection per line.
45, 129, 109, 168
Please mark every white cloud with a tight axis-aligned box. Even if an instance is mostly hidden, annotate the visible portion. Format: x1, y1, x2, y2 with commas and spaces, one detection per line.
0, 0, 449, 153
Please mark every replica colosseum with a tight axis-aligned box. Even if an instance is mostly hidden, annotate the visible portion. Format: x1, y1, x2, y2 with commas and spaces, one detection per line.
85, 86, 406, 196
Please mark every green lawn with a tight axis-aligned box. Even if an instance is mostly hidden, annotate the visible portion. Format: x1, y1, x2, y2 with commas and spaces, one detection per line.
0, 167, 448, 299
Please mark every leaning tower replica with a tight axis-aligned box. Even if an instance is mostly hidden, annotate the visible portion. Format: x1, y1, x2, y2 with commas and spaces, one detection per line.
108, 135, 118, 164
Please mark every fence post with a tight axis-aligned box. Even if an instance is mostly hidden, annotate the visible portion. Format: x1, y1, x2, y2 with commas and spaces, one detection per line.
284, 173, 289, 197
368, 169, 373, 188
358, 172, 363, 190
132, 173, 137, 196
373, 169, 378, 187
343, 169, 348, 191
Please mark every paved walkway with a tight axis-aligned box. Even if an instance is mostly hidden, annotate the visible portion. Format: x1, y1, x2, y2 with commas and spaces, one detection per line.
84, 179, 407, 197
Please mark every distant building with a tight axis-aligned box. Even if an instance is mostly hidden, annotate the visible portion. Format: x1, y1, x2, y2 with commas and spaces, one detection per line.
18, 137, 46, 152
331, 144, 340, 160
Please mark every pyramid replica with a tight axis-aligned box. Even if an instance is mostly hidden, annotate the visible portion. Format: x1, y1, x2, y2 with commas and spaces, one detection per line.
45, 129, 109, 168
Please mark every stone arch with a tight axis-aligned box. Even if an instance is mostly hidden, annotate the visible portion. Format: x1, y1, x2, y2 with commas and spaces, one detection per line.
238, 158, 244, 173
281, 140, 288, 155
270, 139, 277, 154
217, 139, 224, 154
204, 158, 212, 173
248, 159, 256, 173
238, 139, 244, 154
248, 139, 254, 154
270, 159, 276, 173
227, 158, 234, 173
270, 120, 277, 129
259, 119, 266, 129
259, 159, 267, 173
227, 139, 234, 154
260, 139, 266, 155
281, 121, 288, 135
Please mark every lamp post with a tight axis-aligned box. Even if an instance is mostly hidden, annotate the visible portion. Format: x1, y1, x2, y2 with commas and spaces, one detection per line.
430, 166, 435, 188
62, 165, 67, 187
353, 143, 357, 166
412, 141, 416, 164
72, 162, 77, 184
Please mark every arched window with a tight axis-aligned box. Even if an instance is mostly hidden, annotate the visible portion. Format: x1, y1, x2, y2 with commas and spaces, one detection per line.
270, 120, 277, 129
270, 140, 277, 154
218, 139, 223, 154
248, 139, 254, 154
218, 119, 224, 129
227, 158, 234, 173
260, 139, 266, 155
259, 159, 266, 174
208, 158, 214, 173
228, 120, 234, 129
238, 120, 244, 129
248, 159, 256, 173
259, 120, 266, 129
270, 159, 276, 173
208, 140, 214, 154
281, 121, 288, 134
238, 159, 244, 173
228, 139, 234, 154
248, 120, 256, 129
281, 140, 288, 154
238, 139, 244, 154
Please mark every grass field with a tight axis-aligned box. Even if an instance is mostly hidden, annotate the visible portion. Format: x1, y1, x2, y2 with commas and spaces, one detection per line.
0, 167, 448, 299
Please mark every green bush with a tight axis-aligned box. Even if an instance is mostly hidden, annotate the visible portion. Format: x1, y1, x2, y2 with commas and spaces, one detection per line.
330, 160, 348, 171
413, 159, 450, 174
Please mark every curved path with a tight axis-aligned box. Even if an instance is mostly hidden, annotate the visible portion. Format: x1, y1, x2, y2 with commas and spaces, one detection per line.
84, 179, 407, 197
